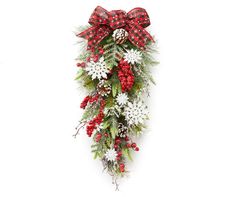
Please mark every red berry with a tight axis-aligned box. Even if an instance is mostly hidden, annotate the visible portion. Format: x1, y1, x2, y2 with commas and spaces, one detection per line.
126, 143, 131, 148
93, 55, 99, 62
104, 133, 108, 137
95, 133, 102, 142
120, 163, 124, 167
131, 143, 137, 148
135, 147, 139, 151
125, 136, 129, 141
114, 145, 118, 150
115, 138, 121, 145
117, 151, 122, 157
99, 48, 104, 54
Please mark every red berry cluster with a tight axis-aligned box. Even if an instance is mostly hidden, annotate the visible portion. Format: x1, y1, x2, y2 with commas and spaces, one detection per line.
95, 133, 102, 142
80, 94, 99, 109
118, 59, 135, 92
80, 96, 91, 109
126, 142, 140, 151
86, 99, 105, 137
95, 132, 109, 142
119, 163, 125, 172
113, 136, 131, 173
89, 94, 99, 103
116, 151, 122, 161
76, 62, 86, 67
114, 137, 122, 150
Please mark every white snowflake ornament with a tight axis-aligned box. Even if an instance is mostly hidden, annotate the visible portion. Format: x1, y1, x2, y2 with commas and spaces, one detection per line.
124, 99, 148, 125
124, 49, 142, 65
104, 148, 117, 162
85, 57, 109, 80
116, 93, 129, 106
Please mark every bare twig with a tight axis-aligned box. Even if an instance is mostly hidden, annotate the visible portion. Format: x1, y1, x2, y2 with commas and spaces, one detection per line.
112, 176, 119, 191
73, 122, 86, 138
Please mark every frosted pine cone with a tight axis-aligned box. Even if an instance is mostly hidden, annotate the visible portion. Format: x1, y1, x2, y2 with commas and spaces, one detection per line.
112, 28, 129, 44
118, 123, 128, 138
97, 80, 111, 96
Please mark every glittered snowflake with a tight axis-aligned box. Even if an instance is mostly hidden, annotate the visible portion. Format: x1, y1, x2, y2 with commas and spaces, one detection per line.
123, 49, 142, 64
104, 148, 117, 162
85, 57, 109, 80
124, 99, 148, 125
116, 93, 129, 106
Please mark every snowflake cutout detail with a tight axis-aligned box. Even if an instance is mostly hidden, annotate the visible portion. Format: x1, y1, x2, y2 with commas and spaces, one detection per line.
124, 49, 142, 65
104, 148, 117, 162
116, 93, 129, 106
85, 57, 109, 80
124, 99, 148, 125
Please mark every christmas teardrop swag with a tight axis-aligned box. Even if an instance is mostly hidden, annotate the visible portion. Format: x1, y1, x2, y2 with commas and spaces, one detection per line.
74, 6, 158, 186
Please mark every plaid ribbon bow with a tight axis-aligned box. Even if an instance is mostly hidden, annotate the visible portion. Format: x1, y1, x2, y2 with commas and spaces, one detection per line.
78, 6, 154, 50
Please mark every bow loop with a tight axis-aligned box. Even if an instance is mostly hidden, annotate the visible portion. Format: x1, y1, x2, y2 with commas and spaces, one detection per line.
78, 6, 154, 50
88, 6, 109, 26
128, 24, 153, 49
108, 10, 127, 29
127, 8, 151, 28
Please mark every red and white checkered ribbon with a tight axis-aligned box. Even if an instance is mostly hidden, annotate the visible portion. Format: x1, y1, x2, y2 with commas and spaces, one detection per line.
78, 6, 154, 50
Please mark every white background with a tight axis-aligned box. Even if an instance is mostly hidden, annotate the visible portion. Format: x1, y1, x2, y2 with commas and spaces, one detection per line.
0, 0, 235, 196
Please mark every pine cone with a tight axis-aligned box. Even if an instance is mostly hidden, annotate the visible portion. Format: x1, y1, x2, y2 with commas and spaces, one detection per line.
97, 80, 111, 96
112, 28, 129, 44
118, 123, 128, 138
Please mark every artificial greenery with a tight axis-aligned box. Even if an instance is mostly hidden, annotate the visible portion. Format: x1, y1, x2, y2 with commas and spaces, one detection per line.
75, 25, 158, 189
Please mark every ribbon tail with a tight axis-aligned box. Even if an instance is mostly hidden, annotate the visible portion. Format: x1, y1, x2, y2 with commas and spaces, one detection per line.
128, 25, 155, 49
142, 28, 155, 43
77, 26, 97, 39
